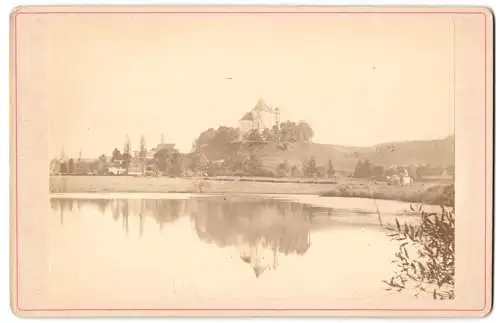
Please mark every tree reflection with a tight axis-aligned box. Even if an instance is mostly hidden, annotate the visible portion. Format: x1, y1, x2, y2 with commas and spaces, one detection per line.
188, 198, 326, 278
51, 198, 187, 235
50, 196, 332, 277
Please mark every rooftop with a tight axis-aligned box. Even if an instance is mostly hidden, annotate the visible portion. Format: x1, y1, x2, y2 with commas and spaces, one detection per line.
239, 98, 276, 121
252, 98, 274, 113
240, 112, 255, 121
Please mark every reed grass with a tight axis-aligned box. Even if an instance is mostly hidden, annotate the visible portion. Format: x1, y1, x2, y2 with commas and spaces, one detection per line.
384, 205, 455, 300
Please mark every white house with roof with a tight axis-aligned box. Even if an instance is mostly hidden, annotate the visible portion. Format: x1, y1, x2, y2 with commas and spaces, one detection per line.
238, 98, 279, 135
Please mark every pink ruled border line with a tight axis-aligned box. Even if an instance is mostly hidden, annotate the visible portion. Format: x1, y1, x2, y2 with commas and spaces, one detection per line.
11, 9, 491, 314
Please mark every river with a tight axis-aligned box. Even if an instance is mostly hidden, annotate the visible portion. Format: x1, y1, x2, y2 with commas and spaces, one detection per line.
47, 193, 432, 309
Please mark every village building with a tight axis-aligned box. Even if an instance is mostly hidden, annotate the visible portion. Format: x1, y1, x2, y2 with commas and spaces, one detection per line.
238, 98, 280, 136
385, 165, 414, 186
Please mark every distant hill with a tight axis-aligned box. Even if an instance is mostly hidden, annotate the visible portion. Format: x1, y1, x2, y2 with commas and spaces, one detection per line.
352, 135, 455, 168
344, 136, 455, 167
197, 135, 455, 174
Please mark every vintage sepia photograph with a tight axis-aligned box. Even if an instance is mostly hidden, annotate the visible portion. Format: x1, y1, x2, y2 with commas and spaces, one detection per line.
11, 5, 493, 317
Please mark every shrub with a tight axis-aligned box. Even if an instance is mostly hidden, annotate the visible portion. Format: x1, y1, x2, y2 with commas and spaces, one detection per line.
384, 205, 455, 300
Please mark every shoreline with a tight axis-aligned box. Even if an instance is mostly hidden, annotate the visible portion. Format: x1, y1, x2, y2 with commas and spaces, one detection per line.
49, 175, 453, 206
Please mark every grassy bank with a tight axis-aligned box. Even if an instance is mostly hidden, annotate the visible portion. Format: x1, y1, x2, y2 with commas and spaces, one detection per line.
49, 175, 453, 206
320, 181, 454, 207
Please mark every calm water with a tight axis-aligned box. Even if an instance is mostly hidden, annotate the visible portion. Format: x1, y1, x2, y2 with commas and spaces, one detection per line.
48, 194, 421, 308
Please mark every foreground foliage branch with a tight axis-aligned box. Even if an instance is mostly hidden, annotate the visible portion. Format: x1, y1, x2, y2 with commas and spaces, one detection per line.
384, 205, 455, 300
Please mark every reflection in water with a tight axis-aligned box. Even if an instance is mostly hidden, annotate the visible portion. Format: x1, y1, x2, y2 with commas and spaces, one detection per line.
50, 196, 333, 278
47, 195, 415, 306
191, 198, 314, 277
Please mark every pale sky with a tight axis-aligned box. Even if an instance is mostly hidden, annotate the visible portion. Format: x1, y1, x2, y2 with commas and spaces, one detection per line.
17, 12, 463, 158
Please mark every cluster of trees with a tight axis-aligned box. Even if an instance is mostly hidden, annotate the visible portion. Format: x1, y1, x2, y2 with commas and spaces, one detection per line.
276, 121, 314, 143
110, 148, 131, 169
154, 147, 184, 176
192, 120, 314, 152
182, 120, 316, 177
55, 158, 103, 175
353, 160, 387, 179
244, 121, 314, 144
58, 158, 75, 175
189, 152, 273, 177
109, 143, 185, 177
417, 164, 454, 178
302, 157, 335, 178
106, 137, 132, 170
54, 118, 319, 178
275, 158, 335, 178
353, 159, 455, 180
193, 127, 240, 149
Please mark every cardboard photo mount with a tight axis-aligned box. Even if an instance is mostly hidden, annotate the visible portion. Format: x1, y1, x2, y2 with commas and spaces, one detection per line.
10, 5, 494, 317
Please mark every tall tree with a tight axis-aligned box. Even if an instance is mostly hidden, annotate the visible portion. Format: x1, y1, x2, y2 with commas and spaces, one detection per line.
291, 165, 302, 177
303, 157, 317, 177
327, 160, 335, 178
214, 126, 240, 145
276, 159, 291, 177
354, 160, 373, 178
96, 155, 107, 175
139, 135, 147, 159
262, 128, 274, 142
280, 121, 296, 142
371, 165, 385, 179
68, 158, 74, 174
407, 164, 418, 180
245, 154, 264, 176
297, 121, 314, 141
169, 151, 184, 177
194, 128, 217, 150
190, 152, 209, 174
138, 135, 147, 175
245, 129, 264, 143
123, 135, 131, 172
154, 148, 173, 174
98, 154, 107, 163
111, 148, 122, 162
60, 161, 67, 175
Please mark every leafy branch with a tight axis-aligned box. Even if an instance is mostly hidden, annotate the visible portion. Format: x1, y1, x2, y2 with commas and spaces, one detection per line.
384, 205, 455, 300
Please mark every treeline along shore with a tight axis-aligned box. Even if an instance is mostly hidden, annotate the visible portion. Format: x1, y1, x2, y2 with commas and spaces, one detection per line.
49, 175, 454, 207
50, 99, 454, 207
